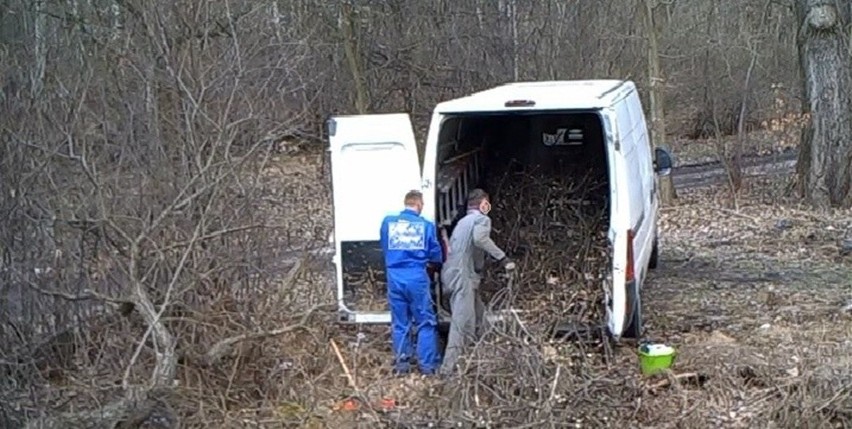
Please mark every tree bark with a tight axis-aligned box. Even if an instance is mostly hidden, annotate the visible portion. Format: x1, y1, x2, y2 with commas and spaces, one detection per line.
641, 0, 677, 203
340, 2, 369, 114
31, 0, 47, 97
795, 1, 852, 207
510, 0, 519, 81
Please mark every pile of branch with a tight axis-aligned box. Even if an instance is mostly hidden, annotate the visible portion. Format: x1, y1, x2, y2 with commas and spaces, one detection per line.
342, 265, 389, 312
422, 329, 637, 427
483, 165, 611, 330
373, 166, 626, 426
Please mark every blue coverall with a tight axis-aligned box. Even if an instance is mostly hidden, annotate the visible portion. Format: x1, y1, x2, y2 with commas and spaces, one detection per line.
379, 208, 444, 374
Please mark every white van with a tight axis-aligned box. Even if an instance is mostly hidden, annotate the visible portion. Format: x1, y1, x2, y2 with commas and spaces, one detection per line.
326, 80, 673, 340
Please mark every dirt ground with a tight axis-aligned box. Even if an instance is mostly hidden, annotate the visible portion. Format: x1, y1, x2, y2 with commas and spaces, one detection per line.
642, 180, 852, 428
292, 147, 852, 428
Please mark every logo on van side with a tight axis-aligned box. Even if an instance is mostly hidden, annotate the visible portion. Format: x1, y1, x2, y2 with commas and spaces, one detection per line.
543, 128, 584, 146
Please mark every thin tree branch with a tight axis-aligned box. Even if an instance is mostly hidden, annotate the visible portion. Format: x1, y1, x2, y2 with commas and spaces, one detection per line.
203, 304, 331, 366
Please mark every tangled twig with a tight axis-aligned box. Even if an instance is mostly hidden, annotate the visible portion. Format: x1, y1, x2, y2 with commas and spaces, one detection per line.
485, 164, 611, 333
408, 162, 625, 426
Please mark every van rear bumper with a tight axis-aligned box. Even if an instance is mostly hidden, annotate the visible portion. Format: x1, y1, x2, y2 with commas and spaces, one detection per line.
338, 309, 392, 324
337, 306, 523, 327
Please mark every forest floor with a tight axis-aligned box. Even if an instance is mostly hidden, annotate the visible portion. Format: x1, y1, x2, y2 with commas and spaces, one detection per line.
241, 135, 851, 428
6, 131, 851, 428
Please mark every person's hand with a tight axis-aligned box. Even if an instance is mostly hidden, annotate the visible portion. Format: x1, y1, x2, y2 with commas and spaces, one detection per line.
500, 257, 516, 272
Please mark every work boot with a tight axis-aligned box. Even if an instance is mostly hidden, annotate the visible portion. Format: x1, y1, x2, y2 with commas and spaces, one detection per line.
392, 358, 412, 377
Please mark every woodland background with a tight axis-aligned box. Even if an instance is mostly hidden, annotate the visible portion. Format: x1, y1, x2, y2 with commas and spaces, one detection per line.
1, 0, 850, 428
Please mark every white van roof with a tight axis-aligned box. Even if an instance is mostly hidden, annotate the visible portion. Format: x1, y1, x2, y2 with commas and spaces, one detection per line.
435, 79, 634, 113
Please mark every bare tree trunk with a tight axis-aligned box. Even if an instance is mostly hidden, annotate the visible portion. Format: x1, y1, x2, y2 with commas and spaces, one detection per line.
340, 2, 369, 114
548, 0, 561, 79
510, 0, 519, 81
66, 0, 85, 66
31, 0, 47, 97
795, 0, 852, 207
271, 1, 282, 41
732, 1, 773, 194
642, 0, 677, 203
110, 0, 120, 39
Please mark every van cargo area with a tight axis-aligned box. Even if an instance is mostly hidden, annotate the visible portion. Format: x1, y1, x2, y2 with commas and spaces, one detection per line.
433, 111, 611, 326
336, 111, 613, 327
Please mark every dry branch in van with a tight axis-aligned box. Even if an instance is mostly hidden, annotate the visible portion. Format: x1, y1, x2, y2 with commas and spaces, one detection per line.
392, 164, 620, 426
483, 165, 611, 333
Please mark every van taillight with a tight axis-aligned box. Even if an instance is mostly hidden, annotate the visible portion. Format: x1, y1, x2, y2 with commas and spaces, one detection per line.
626, 229, 636, 282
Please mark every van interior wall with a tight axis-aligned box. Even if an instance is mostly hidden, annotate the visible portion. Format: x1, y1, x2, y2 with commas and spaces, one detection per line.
439, 112, 611, 325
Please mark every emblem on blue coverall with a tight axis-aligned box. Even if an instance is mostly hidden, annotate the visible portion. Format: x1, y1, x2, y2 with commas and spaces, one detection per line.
388, 220, 425, 250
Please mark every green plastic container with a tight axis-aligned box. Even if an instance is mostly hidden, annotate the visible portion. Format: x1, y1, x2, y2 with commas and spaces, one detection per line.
638, 343, 676, 376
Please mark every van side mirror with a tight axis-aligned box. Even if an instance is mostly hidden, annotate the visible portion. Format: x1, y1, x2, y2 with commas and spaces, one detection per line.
654, 147, 673, 176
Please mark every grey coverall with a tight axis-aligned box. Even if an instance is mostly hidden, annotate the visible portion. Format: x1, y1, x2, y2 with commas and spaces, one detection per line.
439, 209, 507, 375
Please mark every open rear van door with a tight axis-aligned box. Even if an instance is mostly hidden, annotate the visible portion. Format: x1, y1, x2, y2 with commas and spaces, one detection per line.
600, 109, 628, 339
327, 113, 421, 323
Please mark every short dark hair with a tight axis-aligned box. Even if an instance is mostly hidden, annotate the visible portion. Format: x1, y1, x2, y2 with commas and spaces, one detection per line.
467, 188, 489, 207
404, 190, 423, 206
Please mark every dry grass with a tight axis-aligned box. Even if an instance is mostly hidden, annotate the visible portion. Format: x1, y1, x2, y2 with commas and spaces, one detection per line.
644, 180, 852, 428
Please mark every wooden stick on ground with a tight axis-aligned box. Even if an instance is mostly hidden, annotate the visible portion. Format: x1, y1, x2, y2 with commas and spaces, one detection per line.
646, 372, 704, 390
330, 338, 358, 390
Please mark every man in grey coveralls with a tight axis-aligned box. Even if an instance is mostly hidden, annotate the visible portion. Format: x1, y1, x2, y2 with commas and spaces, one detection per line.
439, 189, 516, 376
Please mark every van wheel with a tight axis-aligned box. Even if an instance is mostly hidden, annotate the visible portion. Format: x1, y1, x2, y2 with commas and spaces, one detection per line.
648, 235, 659, 270
623, 281, 643, 339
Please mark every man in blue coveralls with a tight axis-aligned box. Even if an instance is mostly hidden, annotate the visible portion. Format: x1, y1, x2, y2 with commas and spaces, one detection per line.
379, 190, 444, 375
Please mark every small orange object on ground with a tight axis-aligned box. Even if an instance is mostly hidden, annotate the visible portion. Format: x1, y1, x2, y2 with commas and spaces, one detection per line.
378, 398, 396, 411
333, 397, 361, 411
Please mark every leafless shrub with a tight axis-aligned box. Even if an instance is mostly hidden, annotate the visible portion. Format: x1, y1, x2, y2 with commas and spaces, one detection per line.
391, 163, 624, 426
0, 0, 337, 426
0, 0, 836, 426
